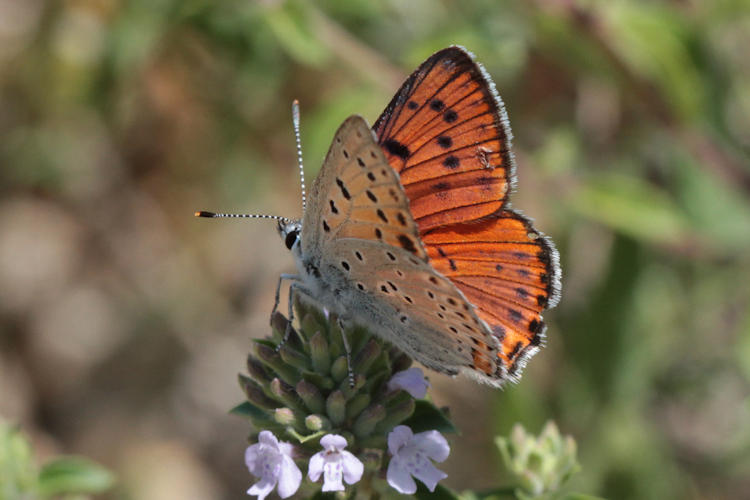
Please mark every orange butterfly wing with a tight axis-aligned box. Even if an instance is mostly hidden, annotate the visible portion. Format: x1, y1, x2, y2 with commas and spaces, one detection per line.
374, 46, 561, 380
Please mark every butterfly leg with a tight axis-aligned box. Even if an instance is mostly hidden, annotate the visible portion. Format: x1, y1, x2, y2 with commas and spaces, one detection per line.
336, 316, 355, 388
273, 274, 301, 352
271, 273, 299, 320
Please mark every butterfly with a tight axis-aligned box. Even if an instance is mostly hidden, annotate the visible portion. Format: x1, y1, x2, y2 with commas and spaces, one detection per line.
200, 46, 561, 387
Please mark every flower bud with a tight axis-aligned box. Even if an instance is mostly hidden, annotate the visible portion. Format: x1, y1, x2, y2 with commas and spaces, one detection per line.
326, 390, 347, 426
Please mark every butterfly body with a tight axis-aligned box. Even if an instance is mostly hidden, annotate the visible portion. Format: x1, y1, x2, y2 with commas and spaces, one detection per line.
277, 47, 560, 387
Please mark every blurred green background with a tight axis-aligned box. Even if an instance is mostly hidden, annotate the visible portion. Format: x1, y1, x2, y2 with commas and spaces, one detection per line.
1, 0, 749, 499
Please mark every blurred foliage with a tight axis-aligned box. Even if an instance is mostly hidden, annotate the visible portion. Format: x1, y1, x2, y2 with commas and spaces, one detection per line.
0, 421, 114, 499
1, 0, 749, 499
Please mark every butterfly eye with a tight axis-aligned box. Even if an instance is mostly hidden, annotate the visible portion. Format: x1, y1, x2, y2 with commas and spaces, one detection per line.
285, 230, 299, 250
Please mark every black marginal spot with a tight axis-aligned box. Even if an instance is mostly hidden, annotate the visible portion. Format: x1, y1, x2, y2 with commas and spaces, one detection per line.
375, 228, 383, 239
404, 296, 413, 304
444, 109, 458, 123
383, 139, 410, 160
449, 259, 457, 271
529, 319, 543, 334
357, 283, 365, 291
380, 285, 389, 293
540, 273, 549, 284
407, 100, 419, 110
495, 264, 503, 272
377, 209, 388, 223
443, 155, 459, 169
447, 298, 457, 306
537, 294, 547, 307
429, 277, 439, 285
463, 323, 474, 331
367, 172, 376, 181
366, 190, 378, 203
397, 234, 418, 254
509, 309, 523, 323
477, 176, 495, 185
471, 338, 479, 345
530, 333, 542, 346
355, 251, 363, 261
397, 212, 407, 226
386, 251, 396, 261
437, 247, 447, 258
439, 304, 447, 311
433, 181, 450, 191
492, 325, 506, 341
323, 220, 330, 232
396, 270, 404, 277
449, 326, 458, 333
438, 312, 445, 319
357, 157, 365, 167
329, 200, 339, 214
537, 249, 551, 265
518, 269, 531, 278
335, 178, 351, 200
437, 135, 453, 148
341, 261, 350, 271
387, 281, 398, 291
430, 99, 445, 111
513, 251, 528, 260
343, 149, 349, 159
509, 341, 523, 359
400, 315, 408, 324
515, 287, 529, 299
455, 311, 466, 319
427, 291, 435, 299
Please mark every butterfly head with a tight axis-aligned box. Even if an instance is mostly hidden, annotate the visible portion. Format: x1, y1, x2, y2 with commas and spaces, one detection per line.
278, 219, 302, 253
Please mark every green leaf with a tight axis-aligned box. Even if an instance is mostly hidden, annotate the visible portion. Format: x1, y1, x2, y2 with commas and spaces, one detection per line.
402, 400, 458, 434
0, 423, 38, 497
230, 401, 271, 420
415, 482, 461, 500
37, 457, 114, 497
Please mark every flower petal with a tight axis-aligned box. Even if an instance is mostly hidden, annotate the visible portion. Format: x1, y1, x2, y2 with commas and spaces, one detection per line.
248, 478, 275, 500
387, 456, 417, 494
414, 430, 450, 462
322, 458, 345, 492
245, 444, 261, 472
411, 460, 448, 492
387, 425, 413, 456
307, 452, 325, 482
276, 455, 302, 499
341, 451, 364, 485
320, 434, 348, 451
257, 430, 279, 448
388, 367, 429, 398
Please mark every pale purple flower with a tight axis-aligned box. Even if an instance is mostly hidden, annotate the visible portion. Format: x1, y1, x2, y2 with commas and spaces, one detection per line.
308, 434, 363, 492
387, 425, 450, 494
387, 367, 430, 398
245, 430, 302, 500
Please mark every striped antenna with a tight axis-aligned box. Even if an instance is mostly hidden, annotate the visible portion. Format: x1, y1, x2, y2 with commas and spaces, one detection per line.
292, 99, 306, 213
195, 211, 292, 224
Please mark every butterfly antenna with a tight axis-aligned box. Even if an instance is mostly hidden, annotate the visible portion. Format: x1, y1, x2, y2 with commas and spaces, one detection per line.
195, 211, 292, 224
292, 99, 306, 213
